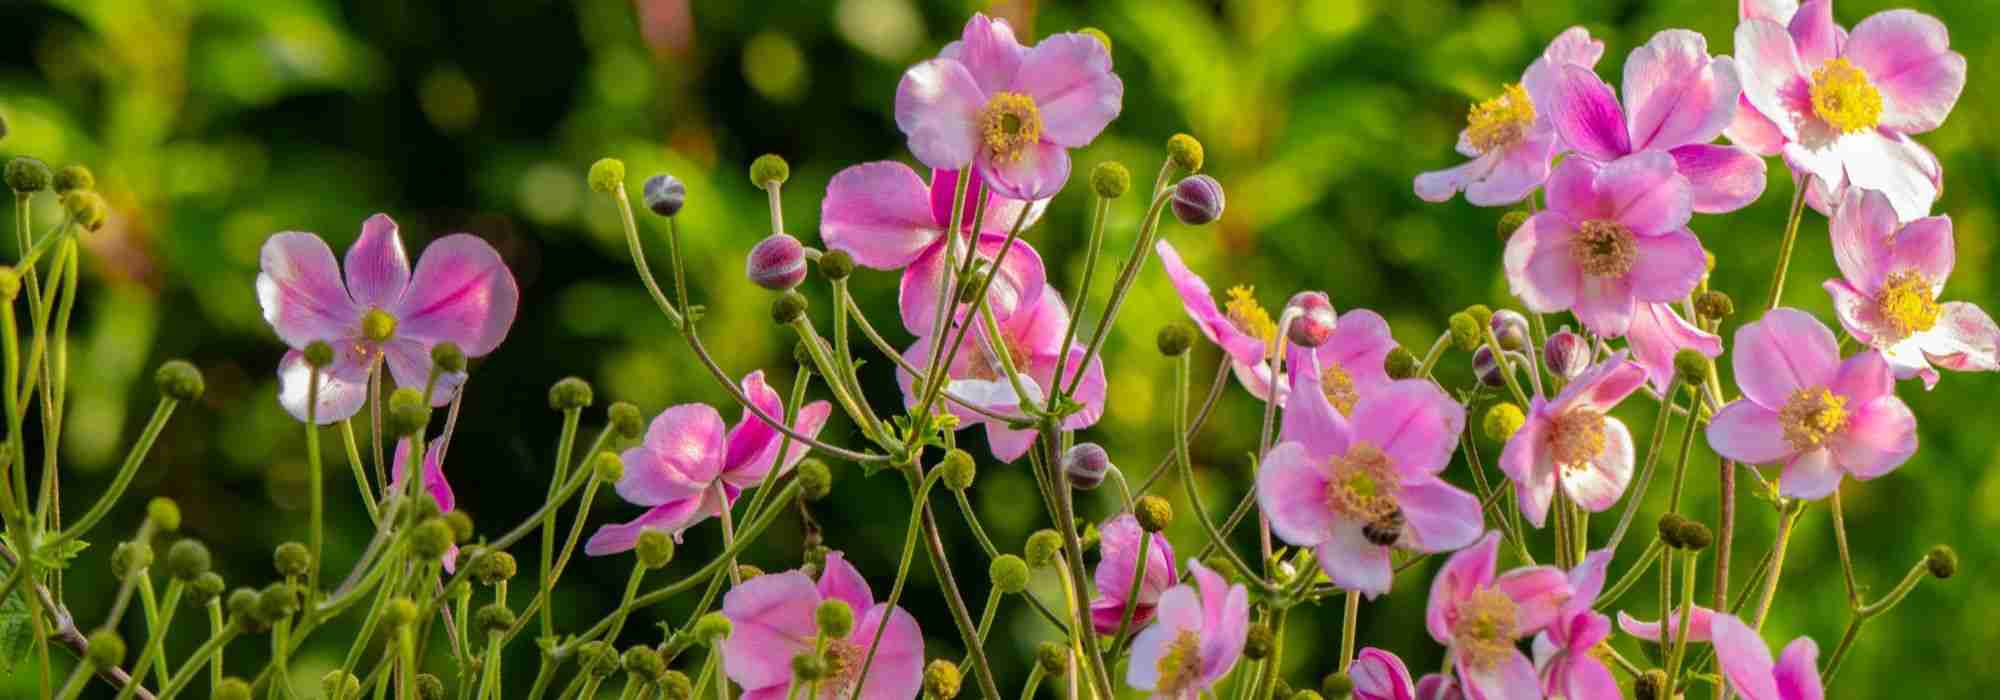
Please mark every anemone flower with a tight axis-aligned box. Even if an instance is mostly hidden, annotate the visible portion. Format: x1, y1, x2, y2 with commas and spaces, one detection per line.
1733, 1, 1965, 220
1617, 604, 1719, 645
1626, 302, 1723, 393
1533, 550, 1618, 700
1426, 532, 1573, 700
1503, 152, 1706, 337
587, 372, 831, 554
820, 162, 1049, 334
721, 552, 924, 700
390, 438, 457, 572
896, 284, 1105, 462
1351, 648, 1418, 700
1500, 354, 1647, 527
260, 214, 519, 423
1415, 27, 1605, 206
1549, 29, 1767, 213
1260, 380, 1480, 598
1285, 309, 1397, 418
1711, 612, 1824, 700
1705, 309, 1916, 500
1089, 513, 1176, 635
1156, 238, 1293, 402
895, 14, 1122, 200
1126, 560, 1249, 700
1823, 187, 2000, 388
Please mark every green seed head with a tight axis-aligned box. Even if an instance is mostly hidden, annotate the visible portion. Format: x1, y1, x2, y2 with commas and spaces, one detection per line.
750, 154, 791, 189
923, 659, 963, 700
797, 459, 833, 501
1135, 495, 1173, 533
85, 630, 125, 669
636, 529, 676, 569
166, 539, 213, 581
1024, 530, 1063, 569
1035, 642, 1069, 677
274, 542, 312, 578
1091, 161, 1131, 199
941, 449, 977, 491
588, 158, 626, 194
549, 376, 595, 411
989, 554, 1030, 594
815, 598, 854, 639
1167, 133, 1205, 173
155, 359, 206, 402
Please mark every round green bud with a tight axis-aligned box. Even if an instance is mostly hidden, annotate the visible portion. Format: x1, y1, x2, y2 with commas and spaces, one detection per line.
0, 268, 19, 302
923, 659, 963, 700
736, 564, 765, 580
819, 249, 855, 281
1243, 624, 1274, 660
791, 652, 829, 681
580, 640, 621, 677
256, 583, 301, 623
165, 539, 212, 581
274, 541, 312, 578
1035, 641, 1069, 677
412, 518, 455, 559
592, 451, 625, 483
637, 529, 676, 569
474, 603, 516, 635
609, 401, 645, 439
549, 376, 594, 411
1156, 323, 1195, 357
989, 554, 1030, 594
941, 449, 976, 491
444, 510, 474, 544
155, 359, 205, 402
1024, 530, 1063, 569
111, 541, 153, 580
5, 157, 51, 193
659, 671, 694, 700
1291, 691, 1324, 700
416, 674, 446, 700
1673, 349, 1712, 384
1447, 312, 1481, 352
622, 645, 665, 680
771, 290, 808, 325
1167, 133, 1204, 173
1078, 27, 1112, 55
1633, 669, 1668, 700
189, 571, 226, 604
85, 630, 126, 669
385, 388, 430, 437
473, 550, 517, 585
797, 459, 832, 501
303, 340, 336, 369
587, 158, 626, 194
62, 190, 108, 231
403, 493, 443, 523
225, 587, 260, 626
321, 670, 361, 700
693, 612, 733, 642
1320, 672, 1354, 699
382, 597, 420, 629
431, 342, 467, 374
1497, 211, 1531, 242
1927, 545, 1958, 579
53, 164, 94, 194
148, 496, 182, 532
1464, 304, 1494, 329
815, 598, 854, 639
1678, 519, 1714, 551
1134, 495, 1173, 533
1091, 161, 1131, 199
214, 677, 254, 700
750, 154, 791, 188
1657, 513, 1691, 549
1483, 403, 1526, 442
1384, 347, 1419, 380
1695, 290, 1735, 322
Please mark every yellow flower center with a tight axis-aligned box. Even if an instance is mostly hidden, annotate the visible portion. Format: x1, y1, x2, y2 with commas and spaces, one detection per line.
1225, 285, 1277, 345
1810, 58, 1883, 135
1452, 588, 1521, 671
1779, 388, 1848, 451
1875, 270, 1941, 340
1571, 220, 1637, 278
360, 308, 398, 343
1327, 442, 1402, 545
979, 92, 1043, 163
1465, 83, 1536, 155
1550, 409, 1607, 467
1153, 629, 1204, 696
1321, 362, 1359, 416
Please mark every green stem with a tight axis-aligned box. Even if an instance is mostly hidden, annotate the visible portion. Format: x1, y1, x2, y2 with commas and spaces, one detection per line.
1765, 179, 1811, 310
52, 398, 178, 544
542, 408, 581, 640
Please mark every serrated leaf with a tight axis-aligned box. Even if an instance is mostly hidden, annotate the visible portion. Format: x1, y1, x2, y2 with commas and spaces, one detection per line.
0, 559, 30, 673
29, 539, 88, 571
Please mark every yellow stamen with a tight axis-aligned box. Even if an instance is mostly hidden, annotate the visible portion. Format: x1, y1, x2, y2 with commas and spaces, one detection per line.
1810, 58, 1883, 135
1779, 388, 1848, 451
1550, 409, 1607, 466
979, 92, 1043, 163
360, 308, 398, 343
1326, 442, 1400, 524
1465, 83, 1537, 155
1571, 220, 1637, 278
1225, 285, 1277, 345
1154, 630, 1204, 695
1321, 362, 1359, 416
1452, 588, 1521, 671
1876, 270, 1941, 340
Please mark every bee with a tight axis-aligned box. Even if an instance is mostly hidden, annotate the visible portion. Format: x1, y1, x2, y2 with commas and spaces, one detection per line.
1362, 509, 1404, 547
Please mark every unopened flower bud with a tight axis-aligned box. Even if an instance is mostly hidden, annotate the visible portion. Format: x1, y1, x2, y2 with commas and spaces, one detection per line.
1543, 327, 1589, 380
608, 401, 644, 439
1170, 175, 1225, 225
750, 155, 791, 189
1286, 292, 1337, 348
381, 597, 420, 629
1673, 349, 1711, 384
819, 249, 855, 281
693, 612, 733, 642
1243, 624, 1274, 660
1078, 27, 1112, 55
147, 496, 182, 532
1695, 290, 1734, 322
256, 583, 301, 623
924, 659, 963, 700
64, 190, 108, 230
1134, 495, 1173, 533
1678, 519, 1713, 550
166, 539, 212, 581
592, 451, 624, 483
1321, 672, 1353, 699
989, 554, 1030, 593
156, 360, 205, 402
623, 645, 665, 680
5, 157, 50, 193
1061, 442, 1111, 491
444, 511, 474, 544
431, 342, 466, 374
1634, 669, 1668, 700
1167, 133, 1204, 172
1657, 513, 1691, 549
1091, 161, 1130, 199
1447, 312, 1481, 352
1927, 545, 1958, 579
303, 340, 336, 369
189, 571, 226, 604
473, 550, 517, 585
815, 598, 854, 639
215, 677, 254, 700
403, 493, 442, 523
412, 518, 455, 559
637, 529, 675, 569
86, 630, 125, 669
1471, 346, 1509, 388
1036, 641, 1070, 677
797, 458, 833, 500
0, 268, 18, 302
1483, 403, 1526, 442
1490, 309, 1529, 351
1156, 323, 1195, 357
416, 675, 446, 700
549, 377, 594, 411
643, 174, 686, 217
474, 603, 516, 635
659, 671, 695, 700
1384, 347, 1418, 379
225, 588, 260, 627
112, 541, 153, 580
1497, 210, 1530, 242
580, 641, 621, 677
1024, 530, 1063, 569
1464, 304, 1493, 328
274, 542, 312, 578
53, 164, 94, 194
748, 233, 808, 290
385, 388, 430, 436
771, 290, 808, 325
940, 449, 976, 491
587, 158, 625, 193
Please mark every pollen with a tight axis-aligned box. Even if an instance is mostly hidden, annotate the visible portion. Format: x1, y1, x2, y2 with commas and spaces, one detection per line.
1326, 442, 1400, 525
360, 308, 398, 343
1549, 409, 1607, 466
1876, 270, 1941, 340
1225, 285, 1277, 345
813, 640, 866, 699
1321, 362, 1359, 416
1809, 58, 1883, 135
1451, 588, 1521, 671
1779, 388, 1848, 451
1571, 220, 1638, 278
1153, 629, 1204, 696
1465, 84, 1536, 155
979, 92, 1043, 163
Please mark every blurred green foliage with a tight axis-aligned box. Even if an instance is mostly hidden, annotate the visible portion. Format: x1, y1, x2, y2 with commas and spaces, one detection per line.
2, 0, 1993, 697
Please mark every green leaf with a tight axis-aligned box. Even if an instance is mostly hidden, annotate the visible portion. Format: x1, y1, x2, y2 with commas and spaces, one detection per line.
0, 559, 31, 673
29, 539, 89, 571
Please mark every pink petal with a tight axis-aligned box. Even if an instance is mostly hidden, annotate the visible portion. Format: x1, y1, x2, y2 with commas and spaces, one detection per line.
1741, 0, 1800, 23
896, 234, 1048, 335
1778, 448, 1842, 500
1710, 613, 1781, 700
389, 438, 455, 513
1921, 302, 2000, 374
1625, 229, 1706, 302
1194, 563, 1251, 684
1258, 442, 1338, 547
1572, 276, 1636, 337
1562, 418, 1633, 512
1523, 28, 1607, 112
1318, 521, 1394, 599
1725, 94, 1788, 156
1281, 345, 1354, 456
1499, 414, 1557, 528
1844, 9, 1965, 135
1598, 152, 1694, 237
1493, 565, 1573, 635
943, 14, 1025, 95
1830, 349, 1894, 405
1554, 356, 1647, 415
1888, 215, 1954, 287
1010, 33, 1121, 149
853, 604, 926, 700
1548, 65, 1631, 161
821, 162, 942, 270
1414, 154, 1496, 204
585, 502, 703, 555
1734, 20, 1809, 143
257, 232, 360, 349
976, 138, 1071, 201
1834, 131, 1939, 222
1317, 309, 1398, 397
1773, 637, 1826, 700
1670, 143, 1767, 214
275, 348, 369, 424
1829, 187, 1898, 292
1502, 212, 1582, 314
1350, 648, 1416, 700
1708, 401, 1794, 465
1426, 531, 1499, 643
1731, 308, 1840, 409
380, 338, 464, 407
721, 371, 784, 479
895, 58, 986, 170
392, 234, 519, 357
1543, 155, 1598, 218
1416, 674, 1463, 700
1352, 380, 1464, 476
1125, 585, 1203, 693
816, 551, 874, 614
1627, 302, 1722, 393
1555, 654, 1620, 700
617, 404, 726, 507
1155, 239, 1267, 368
1457, 650, 1541, 700
720, 571, 819, 692
1472, 131, 1561, 207
1617, 605, 1717, 643
1831, 395, 1916, 480
1786, 0, 1844, 67
1623, 30, 1739, 152
1092, 514, 1176, 635
344, 214, 411, 310
1396, 477, 1484, 553
1824, 279, 1884, 346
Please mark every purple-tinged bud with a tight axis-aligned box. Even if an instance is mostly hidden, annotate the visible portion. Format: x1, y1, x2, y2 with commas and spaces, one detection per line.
1061, 443, 1112, 491
1285, 292, 1336, 348
1490, 309, 1529, 351
1471, 346, 1508, 388
1543, 327, 1590, 380
746, 233, 807, 291
1170, 175, 1224, 225
643, 174, 686, 217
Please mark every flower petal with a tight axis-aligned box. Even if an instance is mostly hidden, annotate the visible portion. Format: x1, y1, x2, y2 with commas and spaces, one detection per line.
1350, 648, 1416, 700
1427, 532, 1499, 643
816, 551, 874, 614
1282, 344, 1354, 456
1155, 239, 1267, 367
1829, 187, 1898, 292
1844, 9, 1965, 135
1627, 302, 1722, 393
1549, 65, 1631, 161
1617, 605, 1717, 643
1921, 302, 2000, 374
1499, 414, 1557, 528
1778, 447, 1842, 500
1732, 308, 1840, 408
257, 232, 359, 348
1786, 0, 1844, 67
977, 139, 1071, 201
1493, 565, 1573, 635
380, 338, 465, 407
1623, 30, 1739, 152
585, 502, 703, 555
1503, 212, 1582, 314
895, 58, 986, 170
1773, 637, 1825, 700
1353, 380, 1464, 476
1670, 143, 1767, 214
720, 571, 820, 692
276, 348, 370, 424
1708, 401, 1794, 465
854, 604, 926, 700
1831, 395, 1916, 480
1626, 229, 1706, 303
344, 214, 412, 310
1258, 442, 1338, 547
1396, 477, 1484, 553
1317, 522, 1394, 599
1710, 614, 1781, 700
944, 14, 1025, 95
1467, 132, 1560, 207
1599, 152, 1694, 237
1733, 20, 1809, 143
1725, 94, 1788, 156
1458, 650, 1541, 700
1889, 215, 1954, 287
821, 162, 942, 270
1010, 33, 1121, 148
1563, 418, 1633, 512
392, 234, 519, 357
1834, 131, 1940, 222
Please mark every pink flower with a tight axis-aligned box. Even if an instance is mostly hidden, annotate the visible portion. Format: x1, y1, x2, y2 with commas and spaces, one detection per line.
1351, 648, 1418, 700
1823, 188, 2000, 388
390, 438, 458, 572
1548, 29, 1768, 213
721, 552, 924, 700
894, 14, 1121, 200
1503, 153, 1706, 337
1733, 1, 1965, 220
1284, 309, 1398, 420
1500, 354, 1647, 527
1532, 551, 1618, 700
1416, 27, 1605, 206
896, 285, 1105, 462
587, 372, 832, 555
1260, 380, 1478, 598
1088, 513, 1176, 635
1125, 560, 1249, 700
1156, 238, 1291, 402
820, 163, 1049, 334
1617, 604, 1718, 644
1426, 532, 1573, 700
1705, 309, 1917, 500
1415, 675, 1463, 700
1626, 302, 1723, 393
1711, 612, 1824, 700
260, 214, 519, 423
